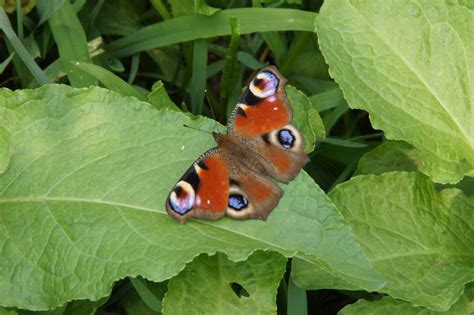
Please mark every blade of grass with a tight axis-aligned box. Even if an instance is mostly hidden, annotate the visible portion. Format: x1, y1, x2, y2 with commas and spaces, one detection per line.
86, 0, 104, 36
328, 160, 358, 192
5, 40, 30, 86
36, 0, 65, 26
129, 278, 162, 313
150, 0, 171, 20
16, 0, 23, 39
107, 8, 317, 58
0, 52, 15, 74
73, 61, 146, 101
309, 87, 347, 112
252, 0, 287, 66
71, 0, 86, 12
280, 32, 313, 74
0, 7, 50, 85
128, 54, 140, 84
321, 104, 349, 133
237, 51, 265, 69
207, 60, 224, 78
29, 33, 107, 88
47, 0, 97, 87
289, 74, 337, 94
220, 16, 240, 113
190, 39, 208, 114
288, 275, 307, 315
319, 137, 368, 148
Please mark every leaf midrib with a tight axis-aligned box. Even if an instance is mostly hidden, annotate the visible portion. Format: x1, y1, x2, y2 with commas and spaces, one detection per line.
0, 195, 380, 288
372, 249, 474, 262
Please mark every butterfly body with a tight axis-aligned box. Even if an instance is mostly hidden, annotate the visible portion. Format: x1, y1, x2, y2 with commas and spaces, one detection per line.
166, 67, 310, 224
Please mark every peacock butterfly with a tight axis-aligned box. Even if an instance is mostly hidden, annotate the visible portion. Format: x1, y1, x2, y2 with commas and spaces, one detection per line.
166, 66, 309, 223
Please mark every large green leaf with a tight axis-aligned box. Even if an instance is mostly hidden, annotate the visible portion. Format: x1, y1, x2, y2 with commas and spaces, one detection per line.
316, 0, 474, 183
339, 283, 474, 315
328, 172, 473, 311
0, 85, 383, 310
163, 251, 286, 314
355, 141, 474, 195
0, 126, 11, 174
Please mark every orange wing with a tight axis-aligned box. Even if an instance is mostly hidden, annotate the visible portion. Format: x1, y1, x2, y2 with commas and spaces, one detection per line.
166, 149, 229, 223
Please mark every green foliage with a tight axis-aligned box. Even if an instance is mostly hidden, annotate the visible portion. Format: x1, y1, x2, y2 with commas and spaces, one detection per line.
0, 0, 472, 314
329, 172, 473, 310
0, 86, 380, 311
316, 0, 474, 184
163, 252, 286, 314
340, 283, 474, 315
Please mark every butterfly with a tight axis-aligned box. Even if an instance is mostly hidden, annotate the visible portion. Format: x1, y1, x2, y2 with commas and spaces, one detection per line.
166, 66, 310, 223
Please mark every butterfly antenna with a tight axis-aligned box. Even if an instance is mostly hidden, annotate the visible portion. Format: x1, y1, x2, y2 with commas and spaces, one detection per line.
204, 88, 220, 132
182, 124, 213, 135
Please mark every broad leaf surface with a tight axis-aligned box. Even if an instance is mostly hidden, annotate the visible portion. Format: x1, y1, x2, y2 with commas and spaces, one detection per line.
286, 85, 325, 153
340, 283, 474, 315
328, 172, 473, 311
316, 0, 474, 183
163, 251, 286, 314
0, 85, 382, 310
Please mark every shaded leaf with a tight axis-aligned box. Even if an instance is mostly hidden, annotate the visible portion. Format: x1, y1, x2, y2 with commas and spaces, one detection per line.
340, 282, 474, 315
163, 252, 286, 314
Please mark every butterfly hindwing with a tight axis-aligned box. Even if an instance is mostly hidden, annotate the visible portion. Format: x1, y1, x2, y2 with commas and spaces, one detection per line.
166, 147, 283, 223
226, 166, 283, 221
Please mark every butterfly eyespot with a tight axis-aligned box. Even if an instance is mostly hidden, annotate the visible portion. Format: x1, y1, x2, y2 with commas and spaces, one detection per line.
169, 181, 195, 215
277, 129, 295, 149
253, 78, 263, 87
228, 194, 248, 211
250, 71, 278, 98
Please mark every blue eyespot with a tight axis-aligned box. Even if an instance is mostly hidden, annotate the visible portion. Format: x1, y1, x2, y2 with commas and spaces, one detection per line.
228, 194, 248, 211
169, 182, 195, 215
278, 129, 295, 149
